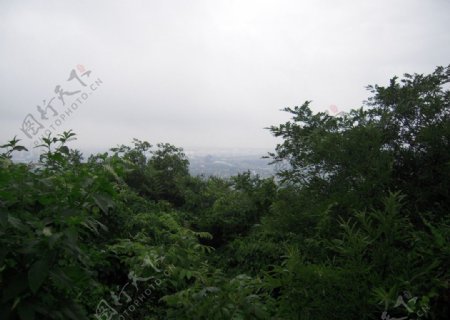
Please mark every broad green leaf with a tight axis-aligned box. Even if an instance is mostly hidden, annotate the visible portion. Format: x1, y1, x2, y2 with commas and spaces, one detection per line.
28, 260, 49, 294
8, 215, 27, 231
92, 193, 114, 214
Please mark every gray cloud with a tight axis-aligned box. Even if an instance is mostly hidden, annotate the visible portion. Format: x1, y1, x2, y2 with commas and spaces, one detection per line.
1, 0, 449, 151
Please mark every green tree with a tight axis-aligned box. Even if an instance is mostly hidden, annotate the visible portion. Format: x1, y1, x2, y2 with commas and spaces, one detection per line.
268, 65, 450, 223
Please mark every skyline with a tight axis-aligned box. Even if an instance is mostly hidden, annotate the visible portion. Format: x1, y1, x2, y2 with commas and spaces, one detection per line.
1, 0, 449, 151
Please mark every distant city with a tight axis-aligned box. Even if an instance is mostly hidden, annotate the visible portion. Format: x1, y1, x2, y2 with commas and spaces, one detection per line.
11, 145, 277, 178
185, 148, 275, 178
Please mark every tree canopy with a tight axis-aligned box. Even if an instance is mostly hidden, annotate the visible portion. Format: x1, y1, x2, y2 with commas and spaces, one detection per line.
0, 66, 449, 319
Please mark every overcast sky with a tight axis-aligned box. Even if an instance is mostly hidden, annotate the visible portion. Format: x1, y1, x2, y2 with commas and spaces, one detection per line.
0, 0, 449, 153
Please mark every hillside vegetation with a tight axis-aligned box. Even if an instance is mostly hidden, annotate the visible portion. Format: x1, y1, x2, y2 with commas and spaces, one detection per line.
1, 66, 449, 319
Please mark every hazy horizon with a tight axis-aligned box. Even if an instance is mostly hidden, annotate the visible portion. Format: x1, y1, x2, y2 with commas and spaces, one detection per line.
1, 0, 449, 152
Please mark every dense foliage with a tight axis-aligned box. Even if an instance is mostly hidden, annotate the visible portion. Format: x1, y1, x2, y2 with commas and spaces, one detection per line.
1, 66, 449, 319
